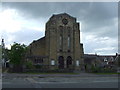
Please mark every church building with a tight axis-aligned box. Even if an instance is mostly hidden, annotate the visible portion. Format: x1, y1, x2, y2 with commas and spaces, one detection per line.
26, 13, 84, 71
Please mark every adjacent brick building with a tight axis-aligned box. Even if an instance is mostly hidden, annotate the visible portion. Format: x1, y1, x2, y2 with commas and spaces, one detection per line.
26, 13, 84, 71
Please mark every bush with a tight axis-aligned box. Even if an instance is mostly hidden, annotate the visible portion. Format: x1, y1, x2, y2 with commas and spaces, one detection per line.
102, 68, 116, 73
90, 65, 101, 73
35, 65, 42, 69
25, 61, 35, 69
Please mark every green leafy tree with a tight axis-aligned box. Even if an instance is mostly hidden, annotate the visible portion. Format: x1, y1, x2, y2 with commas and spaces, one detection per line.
9, 42, 27, 72
4, 48, 10, 61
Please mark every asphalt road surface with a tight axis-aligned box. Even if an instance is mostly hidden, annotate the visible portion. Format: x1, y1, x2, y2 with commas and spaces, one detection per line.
2, 73, 119, 88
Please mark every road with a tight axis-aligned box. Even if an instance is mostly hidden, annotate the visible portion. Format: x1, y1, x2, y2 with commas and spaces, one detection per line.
2, 73, 119, 88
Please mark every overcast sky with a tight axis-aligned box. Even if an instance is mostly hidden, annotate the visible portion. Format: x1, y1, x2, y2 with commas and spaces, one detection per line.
0, 2, 118, 55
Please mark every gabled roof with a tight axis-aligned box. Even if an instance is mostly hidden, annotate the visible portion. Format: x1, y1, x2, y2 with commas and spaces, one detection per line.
49, 13, 76, 21
84, 54, 98, 58
52, 13, 75, 18
29, 37, 45, 46
84, 54, 117, 62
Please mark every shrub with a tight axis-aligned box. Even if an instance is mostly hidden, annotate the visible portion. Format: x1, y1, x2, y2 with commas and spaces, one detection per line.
35, 65, 42, 69
91, 65, 101, 73
25, 61, 35, 69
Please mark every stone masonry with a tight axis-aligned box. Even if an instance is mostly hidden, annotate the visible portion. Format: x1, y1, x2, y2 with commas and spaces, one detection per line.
26, 13, 84, 71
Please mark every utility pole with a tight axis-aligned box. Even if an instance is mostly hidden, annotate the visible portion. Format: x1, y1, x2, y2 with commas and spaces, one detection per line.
1, 38, 6, 68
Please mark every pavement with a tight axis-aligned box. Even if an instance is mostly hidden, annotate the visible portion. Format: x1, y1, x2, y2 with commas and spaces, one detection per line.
2, 72, 118, 78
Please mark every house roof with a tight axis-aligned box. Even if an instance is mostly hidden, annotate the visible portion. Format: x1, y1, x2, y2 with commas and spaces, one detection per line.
84, 54, 118, 63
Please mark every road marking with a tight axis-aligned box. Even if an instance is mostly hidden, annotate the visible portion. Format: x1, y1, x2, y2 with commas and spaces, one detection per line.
26, 78, 38, 83
93, 80, 118, 82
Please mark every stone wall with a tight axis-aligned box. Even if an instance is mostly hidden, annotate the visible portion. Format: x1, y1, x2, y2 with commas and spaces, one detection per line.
28, 37, 46, 56
26, 13, 84, 71
45, 13, 84, 70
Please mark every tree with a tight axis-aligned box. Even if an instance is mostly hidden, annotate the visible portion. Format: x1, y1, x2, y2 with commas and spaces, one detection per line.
9, 42, 27, 72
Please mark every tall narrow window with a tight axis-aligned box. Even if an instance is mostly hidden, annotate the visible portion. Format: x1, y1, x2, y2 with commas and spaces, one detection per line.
60, 35, 62, 46
59, 26, 63, 51
68, 36, 70, 49
59, 35, 62, 51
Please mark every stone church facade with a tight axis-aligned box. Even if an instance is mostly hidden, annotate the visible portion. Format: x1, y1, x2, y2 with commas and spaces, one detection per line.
26, 13, 84, 71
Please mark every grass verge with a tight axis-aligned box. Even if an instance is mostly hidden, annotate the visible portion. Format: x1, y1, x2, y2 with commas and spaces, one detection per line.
93, 72, 120, 75
23, 72, 78, 74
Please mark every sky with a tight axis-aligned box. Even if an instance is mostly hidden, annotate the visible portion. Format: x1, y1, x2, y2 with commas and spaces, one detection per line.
0, 2, 118, 55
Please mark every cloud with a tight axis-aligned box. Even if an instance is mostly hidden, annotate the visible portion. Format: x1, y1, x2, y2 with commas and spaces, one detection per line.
3, 28, 44, 49
2, 2, 117, 19
94, 47, 115, 52
0, 8, 45, 49
1, 2, 118, 55
0, 9, 22, 33
82, 33, 118, 55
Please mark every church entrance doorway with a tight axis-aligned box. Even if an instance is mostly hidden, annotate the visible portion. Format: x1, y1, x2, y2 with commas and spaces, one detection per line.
58, 56, 64, 69
66, 56, 72, 68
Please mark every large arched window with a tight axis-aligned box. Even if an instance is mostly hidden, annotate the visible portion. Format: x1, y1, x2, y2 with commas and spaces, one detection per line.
58, 56, 64, 69
66, 56, 72, 68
